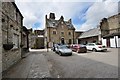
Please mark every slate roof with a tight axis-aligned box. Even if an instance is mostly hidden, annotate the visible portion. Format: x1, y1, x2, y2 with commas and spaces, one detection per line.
78, 27, 100, 39
46, 18, 75, 29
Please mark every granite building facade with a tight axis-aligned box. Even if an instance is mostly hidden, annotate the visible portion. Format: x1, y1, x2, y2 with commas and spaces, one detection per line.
1, 2, 23, 71
45, 13, 75, 47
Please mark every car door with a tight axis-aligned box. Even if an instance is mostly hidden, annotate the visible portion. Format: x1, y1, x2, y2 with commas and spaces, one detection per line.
74, 45, 78, 51
86, 44, 90, 50
55, 46, 59, 53
72, 45, 76, 51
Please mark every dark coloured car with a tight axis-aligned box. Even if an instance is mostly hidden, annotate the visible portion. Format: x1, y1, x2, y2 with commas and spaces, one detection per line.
70, 44, 87, 53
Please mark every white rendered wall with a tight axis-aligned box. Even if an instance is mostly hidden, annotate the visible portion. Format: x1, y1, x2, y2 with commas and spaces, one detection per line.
117, 36, 120, 47
110, 37, 116, 47
102, 38, 107, 47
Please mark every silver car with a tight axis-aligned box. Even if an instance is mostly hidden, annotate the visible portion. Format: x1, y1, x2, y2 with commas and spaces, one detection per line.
56, 45, 72, 56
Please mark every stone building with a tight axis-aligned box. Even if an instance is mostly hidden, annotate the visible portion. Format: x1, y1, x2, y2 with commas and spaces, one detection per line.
78, 27, 101, 45
28, 29, 45, 49
75, 31, 83, 44
28, 28, 35, 49
45, 13, 75, 47
100, 13, 120, 48
1, 2, 23, 72
21, 26, 29, 56
34, 30, 45, 49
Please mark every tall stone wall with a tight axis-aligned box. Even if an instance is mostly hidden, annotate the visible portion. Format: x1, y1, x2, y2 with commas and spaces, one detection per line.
108, 14, 120, 34
2, 2, 22, 71
0, 1, 2, 79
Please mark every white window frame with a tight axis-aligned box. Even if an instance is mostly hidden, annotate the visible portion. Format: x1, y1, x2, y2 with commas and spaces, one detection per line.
13, 33, 19, 49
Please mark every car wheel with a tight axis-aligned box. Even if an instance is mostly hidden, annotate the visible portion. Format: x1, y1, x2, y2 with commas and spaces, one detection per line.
92, 48, 97, 52
59, 52, 62, 56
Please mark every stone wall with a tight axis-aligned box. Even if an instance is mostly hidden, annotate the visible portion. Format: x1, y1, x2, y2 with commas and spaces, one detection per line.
100, 14, 120, 37
2, 2, 23, 71
0, 1, 2, 79
108, 14, 120, 34
47, 27, 75, 46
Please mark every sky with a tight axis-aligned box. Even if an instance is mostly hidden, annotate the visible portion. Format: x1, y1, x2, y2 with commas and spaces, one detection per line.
15, 0, 119, 31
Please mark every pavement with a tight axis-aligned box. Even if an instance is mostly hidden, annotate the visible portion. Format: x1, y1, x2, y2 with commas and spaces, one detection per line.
3, 50, 51, 78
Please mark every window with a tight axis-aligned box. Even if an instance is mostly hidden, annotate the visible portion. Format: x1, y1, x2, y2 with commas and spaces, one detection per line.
61, 32, 64, 35
53, 31, 56, 35
88, 43, 94, 46
61, 22, 63, 24
68, 32, 71, 35
118, 35, 120, 38
53, 22, 55, 26
110, 36, 114, 38
61, 25, 64, 29
13, 34, 19, 48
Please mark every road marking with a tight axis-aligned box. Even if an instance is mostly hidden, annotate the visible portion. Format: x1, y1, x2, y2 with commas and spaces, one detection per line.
73, 52, 87, 56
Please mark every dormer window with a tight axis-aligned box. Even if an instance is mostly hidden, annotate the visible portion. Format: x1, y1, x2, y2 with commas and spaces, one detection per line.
61, 32, 64, 36
53, 22, 55, 26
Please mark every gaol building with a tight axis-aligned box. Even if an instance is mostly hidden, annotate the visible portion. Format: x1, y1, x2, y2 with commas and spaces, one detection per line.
45, 13, 75, 47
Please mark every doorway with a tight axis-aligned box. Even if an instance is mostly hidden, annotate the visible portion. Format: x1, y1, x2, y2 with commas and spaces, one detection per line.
61, 38, 65, 44
106, 38, 110, 47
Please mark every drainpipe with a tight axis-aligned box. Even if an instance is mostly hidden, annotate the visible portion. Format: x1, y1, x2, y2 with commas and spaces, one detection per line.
73, 30, 74, 44
115, 36, 117, 48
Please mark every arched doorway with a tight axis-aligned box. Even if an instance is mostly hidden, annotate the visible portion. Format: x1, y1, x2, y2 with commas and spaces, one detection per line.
61, 38, 65, 44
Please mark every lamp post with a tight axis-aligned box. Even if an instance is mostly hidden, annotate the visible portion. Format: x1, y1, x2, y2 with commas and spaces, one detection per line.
45, 37, 49, 52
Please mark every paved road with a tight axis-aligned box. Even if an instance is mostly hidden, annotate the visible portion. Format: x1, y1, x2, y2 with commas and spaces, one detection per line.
3, 48, 118, 78
44, 48, 118, 78
3, 51, 51, 78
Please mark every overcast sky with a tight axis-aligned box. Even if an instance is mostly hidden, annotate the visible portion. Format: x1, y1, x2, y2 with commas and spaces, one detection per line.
15, 0, 119, 31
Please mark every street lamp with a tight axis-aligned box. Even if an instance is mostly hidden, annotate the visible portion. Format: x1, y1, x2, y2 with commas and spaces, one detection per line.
45, 37, 49, 52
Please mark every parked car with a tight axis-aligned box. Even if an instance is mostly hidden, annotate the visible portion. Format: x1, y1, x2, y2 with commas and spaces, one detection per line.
70, 44, 87, 53
55, 45, 72, 56
86, 43, 107, 52
52, 43, 59, 51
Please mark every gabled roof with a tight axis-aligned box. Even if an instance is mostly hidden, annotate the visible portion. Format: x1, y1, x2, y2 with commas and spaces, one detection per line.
78, 27, 100, 39
47, 19, 59, 28
46, 18, 75, 29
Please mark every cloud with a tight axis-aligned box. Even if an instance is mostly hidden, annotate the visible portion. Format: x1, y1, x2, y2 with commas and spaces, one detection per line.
15, 1, 92, 30
78, 0, 118, 31
15, 0, 102, 2
15, 0, 118, 31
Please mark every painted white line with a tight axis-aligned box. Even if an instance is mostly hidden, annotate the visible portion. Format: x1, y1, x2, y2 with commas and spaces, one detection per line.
29, 48, 51, 52
73, 52, 87, 56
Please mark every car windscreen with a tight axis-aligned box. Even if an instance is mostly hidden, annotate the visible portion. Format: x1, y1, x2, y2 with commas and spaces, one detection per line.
96, 43, 102, 45
59, 46, 68, 49
80, 45, 86, 47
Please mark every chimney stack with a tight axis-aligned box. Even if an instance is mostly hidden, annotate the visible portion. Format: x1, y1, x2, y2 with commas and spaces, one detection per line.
49, 13, 55, 19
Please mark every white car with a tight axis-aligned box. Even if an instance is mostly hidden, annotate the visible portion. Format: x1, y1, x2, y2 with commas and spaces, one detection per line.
86, 43, 107, 52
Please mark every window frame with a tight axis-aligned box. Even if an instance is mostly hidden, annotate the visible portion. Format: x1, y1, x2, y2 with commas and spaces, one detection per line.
53, 31, 57, 35
13, 33, 19, 49
68, 32, 71, 35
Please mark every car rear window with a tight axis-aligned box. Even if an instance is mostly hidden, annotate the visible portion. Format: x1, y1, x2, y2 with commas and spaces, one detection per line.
96, 43, 102, 45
